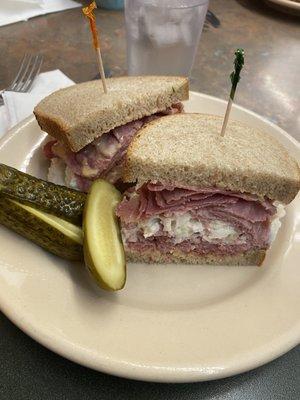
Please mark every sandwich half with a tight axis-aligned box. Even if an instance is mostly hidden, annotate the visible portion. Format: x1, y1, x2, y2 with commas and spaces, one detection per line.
116, 114, 300, 265
34, 76, 188, 191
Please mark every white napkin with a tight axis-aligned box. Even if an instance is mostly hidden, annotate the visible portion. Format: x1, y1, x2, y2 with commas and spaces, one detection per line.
0, 69, 74, 138
0, 0, 81, 27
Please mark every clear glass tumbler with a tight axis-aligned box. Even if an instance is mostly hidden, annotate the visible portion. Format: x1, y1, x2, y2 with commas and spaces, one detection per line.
125, 0, 209, 76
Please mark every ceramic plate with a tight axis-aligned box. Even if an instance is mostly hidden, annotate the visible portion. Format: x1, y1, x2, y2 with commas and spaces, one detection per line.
0, 92, 299, 383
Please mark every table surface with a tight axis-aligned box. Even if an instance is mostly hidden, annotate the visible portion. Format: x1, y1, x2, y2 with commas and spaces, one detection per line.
0, 0, 299, 398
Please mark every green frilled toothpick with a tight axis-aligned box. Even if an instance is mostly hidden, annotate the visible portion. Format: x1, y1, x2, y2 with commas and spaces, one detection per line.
220, 48, 245, 136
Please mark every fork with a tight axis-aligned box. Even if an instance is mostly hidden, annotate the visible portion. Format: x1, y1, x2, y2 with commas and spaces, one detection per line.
0, 53, 43, 106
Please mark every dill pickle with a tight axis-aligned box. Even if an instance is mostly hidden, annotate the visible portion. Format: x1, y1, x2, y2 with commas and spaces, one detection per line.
0, 163, 86, 225
83, 180, 126, 291
0, 197, 83, 261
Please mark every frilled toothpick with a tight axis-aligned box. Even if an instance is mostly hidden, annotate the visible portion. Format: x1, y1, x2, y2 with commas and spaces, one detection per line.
82, 1, 108, 94
220, 48, 245, 136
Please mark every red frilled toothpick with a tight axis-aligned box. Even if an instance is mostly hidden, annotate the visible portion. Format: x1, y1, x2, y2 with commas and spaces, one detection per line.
82, 1, 108, 94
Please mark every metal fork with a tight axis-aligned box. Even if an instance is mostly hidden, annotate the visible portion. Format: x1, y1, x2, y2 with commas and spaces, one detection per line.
0, 53, 43, 106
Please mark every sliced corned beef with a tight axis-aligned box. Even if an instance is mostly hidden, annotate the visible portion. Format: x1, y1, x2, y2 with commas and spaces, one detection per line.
116, 182, 277, 256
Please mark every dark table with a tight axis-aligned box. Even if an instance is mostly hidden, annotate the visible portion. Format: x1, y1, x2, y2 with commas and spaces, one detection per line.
0, 0, 299, 398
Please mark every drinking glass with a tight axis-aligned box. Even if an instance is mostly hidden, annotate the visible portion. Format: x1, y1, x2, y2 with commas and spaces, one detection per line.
125, 0, 209, 76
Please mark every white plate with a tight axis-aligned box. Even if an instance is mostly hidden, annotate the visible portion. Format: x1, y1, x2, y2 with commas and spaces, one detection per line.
0, 92, 299, 383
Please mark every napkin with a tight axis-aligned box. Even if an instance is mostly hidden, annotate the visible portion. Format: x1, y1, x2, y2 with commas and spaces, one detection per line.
0, 0, 81, 27
0, 69, 74, 139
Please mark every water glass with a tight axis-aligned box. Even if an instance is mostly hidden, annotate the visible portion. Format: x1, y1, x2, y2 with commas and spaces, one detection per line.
125, 0, 209, 76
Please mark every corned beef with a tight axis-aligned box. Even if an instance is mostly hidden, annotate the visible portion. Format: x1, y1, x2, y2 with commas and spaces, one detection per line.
116, 182, 277, 256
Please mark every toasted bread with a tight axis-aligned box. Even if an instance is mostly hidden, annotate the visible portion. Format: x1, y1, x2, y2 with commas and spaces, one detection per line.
34, 76, 189, 152
124, 113, 300, 203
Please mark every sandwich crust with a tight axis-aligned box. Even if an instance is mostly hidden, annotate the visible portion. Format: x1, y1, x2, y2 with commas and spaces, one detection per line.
124, 113, 300, 204
126, 248, 266, 266
34, 76, 189, 152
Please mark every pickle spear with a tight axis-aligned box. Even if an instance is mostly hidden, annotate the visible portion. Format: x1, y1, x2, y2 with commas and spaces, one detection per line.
0, 196, 83, 261
83, 180, 126, 291
0, 163, 86, 225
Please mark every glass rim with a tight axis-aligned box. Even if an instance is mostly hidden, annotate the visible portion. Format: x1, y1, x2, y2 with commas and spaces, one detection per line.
125, 0, 209, 9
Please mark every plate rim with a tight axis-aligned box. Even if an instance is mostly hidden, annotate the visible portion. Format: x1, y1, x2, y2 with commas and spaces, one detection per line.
0, 91, 299, 383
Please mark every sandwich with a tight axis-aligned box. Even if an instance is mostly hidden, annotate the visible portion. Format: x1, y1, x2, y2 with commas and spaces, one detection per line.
34, 76, 189, 191
116, 113, 300, 265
